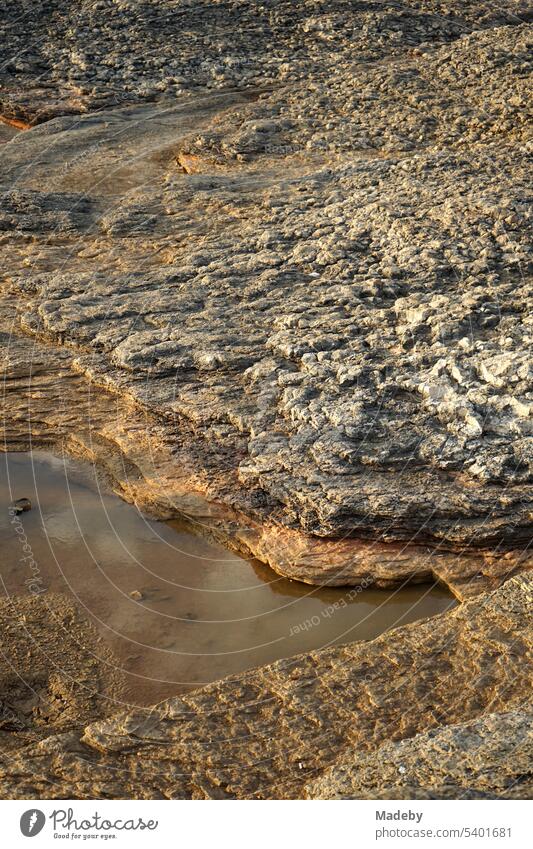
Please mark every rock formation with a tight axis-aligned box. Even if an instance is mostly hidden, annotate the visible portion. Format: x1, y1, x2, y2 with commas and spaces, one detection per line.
1, 1, 531, 592
306, 710, 533, 799
0, 0, 531, 800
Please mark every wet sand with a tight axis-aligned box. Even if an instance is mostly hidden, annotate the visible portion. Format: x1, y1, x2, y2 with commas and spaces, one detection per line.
0, 451, 455, 705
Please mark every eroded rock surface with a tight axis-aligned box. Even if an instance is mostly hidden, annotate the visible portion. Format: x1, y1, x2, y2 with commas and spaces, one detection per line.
2, 297, 529, 597
0, 575, 530, 799
0, 0, 531, 804
306, 711, 533, 799
1, 1, 527, 125
0, 0, 531, 589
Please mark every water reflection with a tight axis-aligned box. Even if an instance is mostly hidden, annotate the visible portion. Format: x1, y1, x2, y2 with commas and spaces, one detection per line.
0, 451, 455, 704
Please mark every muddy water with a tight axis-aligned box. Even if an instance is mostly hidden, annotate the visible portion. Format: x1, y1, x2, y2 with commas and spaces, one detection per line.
0, 451, 455, 705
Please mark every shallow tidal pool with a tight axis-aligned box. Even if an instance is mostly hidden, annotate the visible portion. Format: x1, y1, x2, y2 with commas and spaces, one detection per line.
0, 451, 455, 705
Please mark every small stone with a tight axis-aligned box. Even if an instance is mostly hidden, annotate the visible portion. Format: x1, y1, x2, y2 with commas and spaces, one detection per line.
12, 498, 31, 514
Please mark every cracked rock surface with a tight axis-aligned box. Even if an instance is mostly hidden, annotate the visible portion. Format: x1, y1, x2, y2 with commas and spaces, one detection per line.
0, 0, 532, 801
0, 1, 531, 582
1, 1, 528, 125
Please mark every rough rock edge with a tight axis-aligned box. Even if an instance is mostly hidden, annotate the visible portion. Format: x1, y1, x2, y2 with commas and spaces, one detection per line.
1, 18, 532, 578
2, 304, 530, 599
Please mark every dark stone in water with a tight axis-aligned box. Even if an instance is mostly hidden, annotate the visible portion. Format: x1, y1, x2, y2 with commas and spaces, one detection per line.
12, 497, 31, 514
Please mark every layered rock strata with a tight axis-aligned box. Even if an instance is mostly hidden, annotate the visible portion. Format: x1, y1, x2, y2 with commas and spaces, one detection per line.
1, 4, 531, 588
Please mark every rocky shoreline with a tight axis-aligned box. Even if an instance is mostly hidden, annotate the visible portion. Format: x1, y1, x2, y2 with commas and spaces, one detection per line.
3, 304, 529, 598
0, 0, 531, 799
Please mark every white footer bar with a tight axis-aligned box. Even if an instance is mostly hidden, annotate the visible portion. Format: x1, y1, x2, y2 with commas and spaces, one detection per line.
1, 799, 530, 848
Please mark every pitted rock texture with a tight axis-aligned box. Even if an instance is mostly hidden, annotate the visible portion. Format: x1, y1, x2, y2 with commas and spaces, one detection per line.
306, 711, 533, 799
2, 296, 530, 598
0, 0, 531, 806
0, 1, 528, 125
0, 575, 530, 799
0, 1, 532, 581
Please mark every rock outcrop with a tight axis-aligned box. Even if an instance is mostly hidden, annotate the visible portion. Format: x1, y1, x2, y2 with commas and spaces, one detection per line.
1, 1, 527, 126
0, 0, 531, 801
2, 300, 529, 598
1, 3, 532, 591
0, 575, 530, 799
